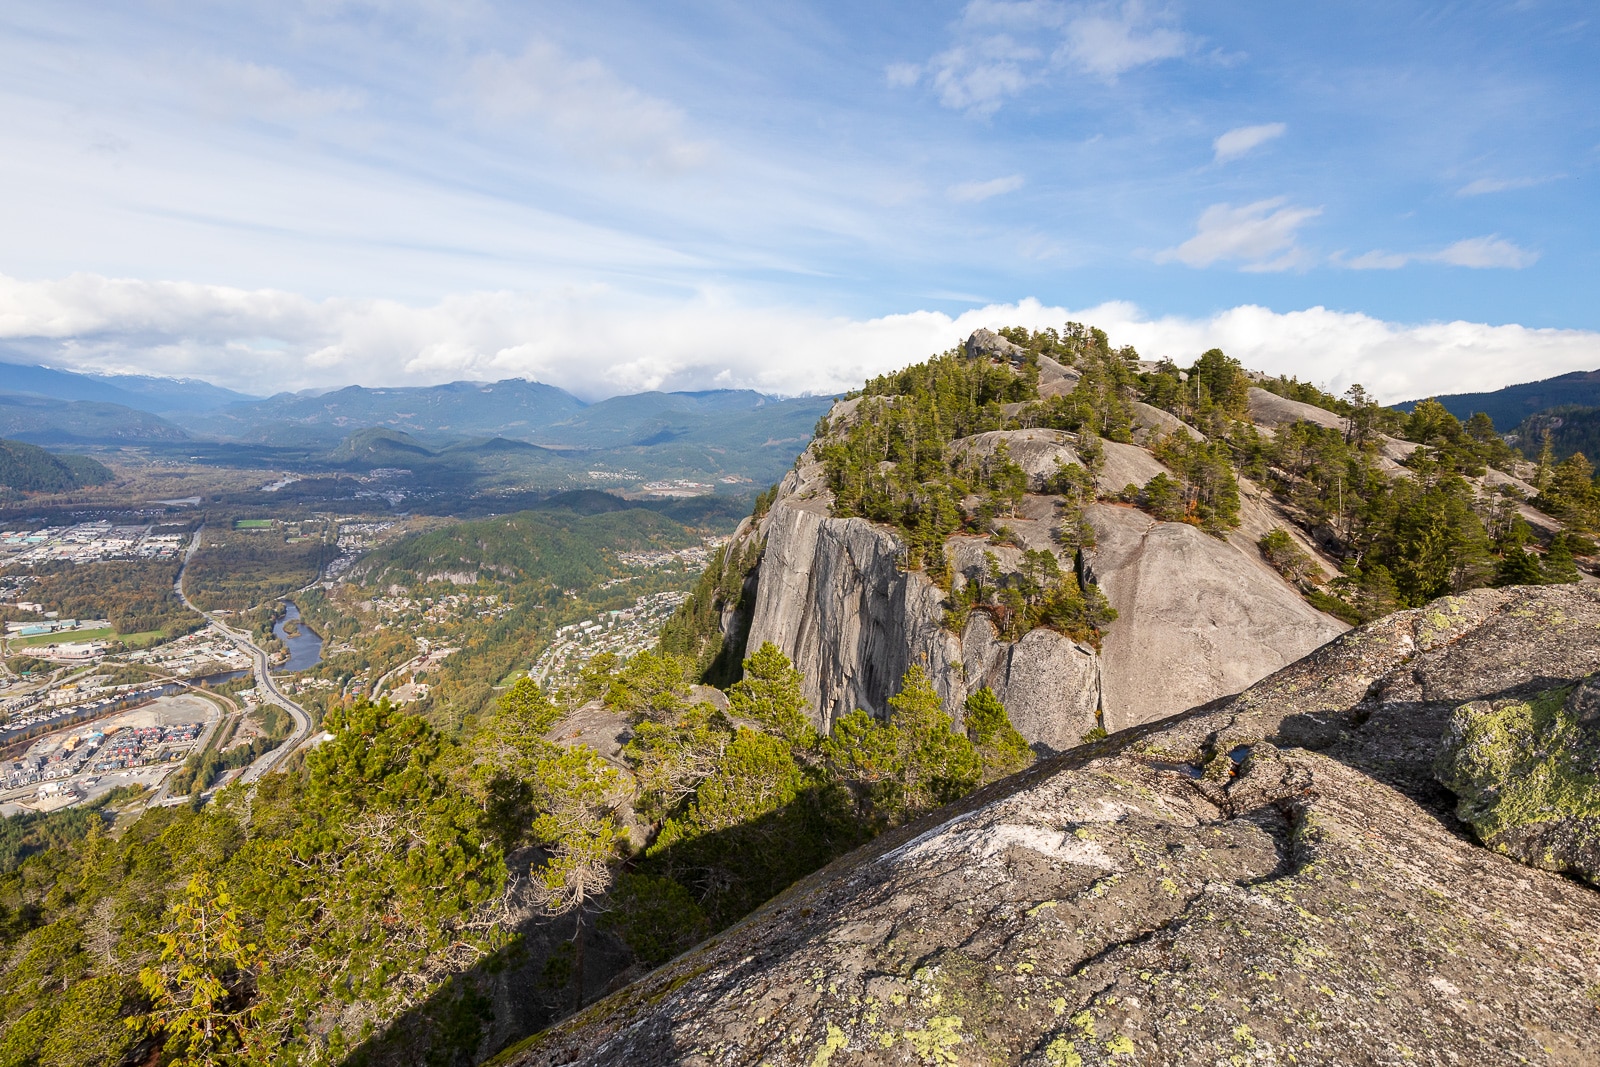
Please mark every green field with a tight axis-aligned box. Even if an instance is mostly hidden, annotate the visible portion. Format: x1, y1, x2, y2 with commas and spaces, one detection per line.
8, 626, 116, 648
234, 519, 274, 530
4, 627, 166, 650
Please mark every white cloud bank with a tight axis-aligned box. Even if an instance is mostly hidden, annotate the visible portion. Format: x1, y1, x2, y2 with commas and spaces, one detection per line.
0, 275, 1596, 405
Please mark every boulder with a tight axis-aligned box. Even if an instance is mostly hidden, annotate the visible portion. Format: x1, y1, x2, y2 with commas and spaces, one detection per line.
963, 328, 1028, 363
1435, 675, 1600, 885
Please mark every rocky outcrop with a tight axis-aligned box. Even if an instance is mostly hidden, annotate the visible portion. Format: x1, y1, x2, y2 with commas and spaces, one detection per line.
1094, 440, 1167, 494
1246, 387, 1347, 432
501, 586, 1600, 1067
949, 429, 1080, 491
741, 465, 1100, 751
1129, 400, 1204, 443
1435, 675, 1600, 885
730, 379, 1350, 750
962, 328, 1026, 363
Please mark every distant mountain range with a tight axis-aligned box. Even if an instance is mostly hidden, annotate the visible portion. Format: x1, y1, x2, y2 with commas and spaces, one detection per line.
0, 351, 257, 413
0, 354, 834, 495
0, 355, 830, 448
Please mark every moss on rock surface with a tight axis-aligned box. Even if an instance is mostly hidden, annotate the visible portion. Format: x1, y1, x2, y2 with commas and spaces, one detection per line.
1436, 677, 1600, 884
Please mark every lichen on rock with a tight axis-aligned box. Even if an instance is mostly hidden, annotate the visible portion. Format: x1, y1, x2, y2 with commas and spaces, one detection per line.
1435, 675, 1600, 884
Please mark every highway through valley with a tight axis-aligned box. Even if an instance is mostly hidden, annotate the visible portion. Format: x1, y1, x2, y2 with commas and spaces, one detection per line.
175, 527, 313, 784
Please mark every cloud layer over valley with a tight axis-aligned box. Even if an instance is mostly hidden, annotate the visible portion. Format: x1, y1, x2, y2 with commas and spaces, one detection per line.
3, 274, 1593, 405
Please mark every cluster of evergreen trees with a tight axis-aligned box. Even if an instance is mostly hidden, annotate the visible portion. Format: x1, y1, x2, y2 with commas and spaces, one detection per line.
0, 641, 1031, 1066
943, 548, 1117, 646
816, 350, 1035, 571
596, 642, 1031, 964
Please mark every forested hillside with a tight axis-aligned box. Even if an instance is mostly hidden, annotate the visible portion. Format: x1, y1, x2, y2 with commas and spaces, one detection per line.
1511, 404, 1600, 463
349, 506, 695, 593
0, 642, 1030, 1066
285, 501, 717, 735
1398, 367, 1600, 429
803, 324, 1589, 634
0, 437, 112, 493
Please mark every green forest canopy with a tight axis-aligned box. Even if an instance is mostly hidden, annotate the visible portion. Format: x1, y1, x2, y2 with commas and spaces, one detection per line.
0, 643, 1030, 1067
0, 438, 112, 493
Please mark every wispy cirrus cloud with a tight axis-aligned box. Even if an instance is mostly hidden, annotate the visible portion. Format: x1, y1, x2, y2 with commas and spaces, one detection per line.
202, 60, 364, 123
889, 37, 1036, 115
1342, 235, 1539, 270
1156, 198, 1322, 271
1457, 175, 1557, 196
1212, 122, 1286, 163
462, 40, 711, 170
889, 1, 1194, 115
948, 174, 1026, 202
1053, 1, 1191, 79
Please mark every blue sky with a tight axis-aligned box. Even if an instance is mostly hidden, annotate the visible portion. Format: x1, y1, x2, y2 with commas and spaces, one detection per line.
0, 1, 1596, 400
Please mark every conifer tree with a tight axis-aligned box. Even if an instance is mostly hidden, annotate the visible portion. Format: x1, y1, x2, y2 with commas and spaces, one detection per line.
132, 872, 263, 1067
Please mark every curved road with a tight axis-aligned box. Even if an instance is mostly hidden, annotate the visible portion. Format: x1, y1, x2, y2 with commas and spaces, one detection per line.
175, 526, 313, 784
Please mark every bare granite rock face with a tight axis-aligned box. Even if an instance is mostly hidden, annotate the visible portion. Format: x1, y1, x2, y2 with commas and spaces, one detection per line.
1094, 440, 1169, 495
948, 429, 1081, 491
1129, 400, 1204, 444
1246, 387, 1348, 432
742, 475, 1100, 750
1035, 354, 1080, 399
1083, 504, 1346, 728
499, 586, 1600, 1067
963, 328, 1028, 363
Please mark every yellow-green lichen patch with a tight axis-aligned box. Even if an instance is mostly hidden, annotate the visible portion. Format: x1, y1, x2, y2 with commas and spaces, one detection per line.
903, 1015, 964, 1065
1044, 1035, 1082, 1066
810, 1024, 849, 1066
1434, 682, 1600, 882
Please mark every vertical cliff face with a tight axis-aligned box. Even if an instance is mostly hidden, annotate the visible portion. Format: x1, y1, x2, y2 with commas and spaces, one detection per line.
727, 398, 1346, 752
735, 451, 1102, 750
